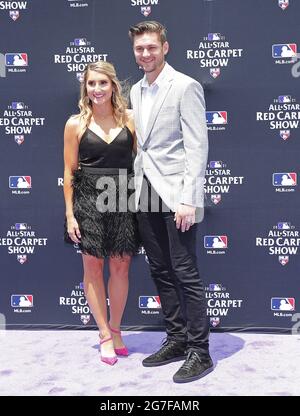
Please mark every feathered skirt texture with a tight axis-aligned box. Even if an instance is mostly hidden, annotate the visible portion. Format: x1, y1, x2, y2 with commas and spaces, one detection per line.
65, 169, 140, 258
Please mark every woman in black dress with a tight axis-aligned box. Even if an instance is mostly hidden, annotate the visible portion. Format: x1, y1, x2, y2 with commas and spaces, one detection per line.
63, 61, 139, 365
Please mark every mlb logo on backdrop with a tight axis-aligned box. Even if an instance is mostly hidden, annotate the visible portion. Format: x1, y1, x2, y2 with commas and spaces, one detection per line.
278, 95, 291, 103
208, 33, 221, 41
209, 283, 222, 291
209, 161, 222, 168
272, 172, 297, 186
15, 223, 27, 230
206, 111, 227, 125
204, 236, 228, 249
278, 0, 289, 10
278, 256, 289, 266
11, 102, 24, 109
9, 11, 20, 21
211, 194, 221, 205
9, 176, 31, 189
139, 296, 161, 309
15, 135, 25, 145
74, 38, 87, 46
76, 73, 84, 82
11, 295, 33, 307
210, 68, 221, 78
210, 317, 220, 327
17, 255, 27, 264
277, 222, 291, 229
280, 130, 290, 140
80, 315, 90, 325
141, 6, 151, 16
271, 297, 295, 311
272, 44, 297, 58
5, 53, 28, 67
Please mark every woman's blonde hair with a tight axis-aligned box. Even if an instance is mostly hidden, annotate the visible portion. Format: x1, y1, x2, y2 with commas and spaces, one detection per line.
73, 61, 128, 136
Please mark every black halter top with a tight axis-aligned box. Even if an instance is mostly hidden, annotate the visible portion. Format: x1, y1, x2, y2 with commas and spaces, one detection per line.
79, 126, 133, 169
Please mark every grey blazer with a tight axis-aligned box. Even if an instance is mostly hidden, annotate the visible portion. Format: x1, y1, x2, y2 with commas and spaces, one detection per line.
130, 63, 208, 222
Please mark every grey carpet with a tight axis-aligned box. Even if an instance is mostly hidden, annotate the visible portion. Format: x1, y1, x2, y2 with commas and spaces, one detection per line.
0, 330, 299, 396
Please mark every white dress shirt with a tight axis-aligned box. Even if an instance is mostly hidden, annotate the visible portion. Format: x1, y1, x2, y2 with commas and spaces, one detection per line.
140, 62, 170, 134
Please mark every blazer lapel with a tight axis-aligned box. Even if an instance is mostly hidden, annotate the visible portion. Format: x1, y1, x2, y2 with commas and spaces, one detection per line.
134, 81, 144, 142
143, 80, 172, 144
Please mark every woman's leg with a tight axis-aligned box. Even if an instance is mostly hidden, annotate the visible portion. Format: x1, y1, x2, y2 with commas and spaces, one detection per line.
108, 255, 131, 348
82, 254, 115, 357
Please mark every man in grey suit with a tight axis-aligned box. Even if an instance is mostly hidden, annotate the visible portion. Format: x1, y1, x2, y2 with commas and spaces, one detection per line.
129, 21, 213, 383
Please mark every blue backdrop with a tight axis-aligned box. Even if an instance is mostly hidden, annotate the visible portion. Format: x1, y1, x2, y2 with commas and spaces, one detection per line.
0, 0, 299, 333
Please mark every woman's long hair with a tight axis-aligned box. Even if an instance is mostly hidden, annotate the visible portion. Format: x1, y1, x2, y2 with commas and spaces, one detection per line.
72, 61, 128, 137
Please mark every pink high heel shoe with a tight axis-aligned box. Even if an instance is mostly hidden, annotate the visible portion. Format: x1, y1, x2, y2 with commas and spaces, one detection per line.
109, 326, 129, 356
99, 336, 118, 365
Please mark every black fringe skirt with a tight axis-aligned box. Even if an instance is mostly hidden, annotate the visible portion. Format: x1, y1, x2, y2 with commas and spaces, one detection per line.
65, 168, 141, 258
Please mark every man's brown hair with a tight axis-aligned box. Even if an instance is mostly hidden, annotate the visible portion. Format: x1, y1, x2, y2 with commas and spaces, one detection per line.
129, 20, 167, 45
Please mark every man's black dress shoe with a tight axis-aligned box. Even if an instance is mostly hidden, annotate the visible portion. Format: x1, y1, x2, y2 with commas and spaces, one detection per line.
173, 351, 214, 383
142, 339, 186, 367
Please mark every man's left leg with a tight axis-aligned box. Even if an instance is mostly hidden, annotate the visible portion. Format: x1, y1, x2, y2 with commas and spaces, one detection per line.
163, 214, 213, 382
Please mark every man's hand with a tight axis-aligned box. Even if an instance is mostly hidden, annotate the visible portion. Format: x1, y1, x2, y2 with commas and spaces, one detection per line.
174, 204, 196, 232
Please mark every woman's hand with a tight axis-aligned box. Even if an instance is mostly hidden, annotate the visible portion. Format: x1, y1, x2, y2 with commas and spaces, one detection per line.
67, 216, 81, 243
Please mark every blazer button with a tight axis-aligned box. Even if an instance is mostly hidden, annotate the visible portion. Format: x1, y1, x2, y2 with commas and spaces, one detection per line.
143, 147, 148, 151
